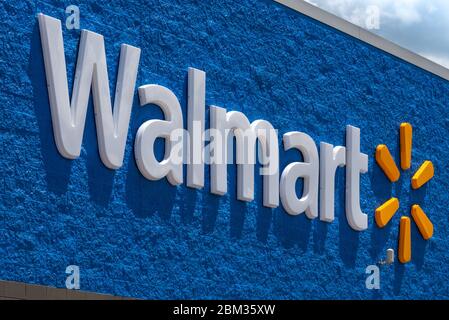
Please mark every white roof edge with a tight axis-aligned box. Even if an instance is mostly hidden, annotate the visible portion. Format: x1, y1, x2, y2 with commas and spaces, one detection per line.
274, 0, 449, 82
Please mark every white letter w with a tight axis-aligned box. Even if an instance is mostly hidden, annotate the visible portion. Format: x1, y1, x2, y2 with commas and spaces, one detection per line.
38, 13, 141, 169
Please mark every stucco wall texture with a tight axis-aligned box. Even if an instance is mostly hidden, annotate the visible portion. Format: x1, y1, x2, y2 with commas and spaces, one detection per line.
1, 0, 449, 299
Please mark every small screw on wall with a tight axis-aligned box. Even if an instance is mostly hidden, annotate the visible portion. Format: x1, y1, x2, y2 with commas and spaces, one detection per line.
378, 248, 395, 266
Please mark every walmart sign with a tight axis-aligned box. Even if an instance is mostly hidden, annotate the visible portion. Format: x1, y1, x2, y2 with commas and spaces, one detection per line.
38, 13, 435, 264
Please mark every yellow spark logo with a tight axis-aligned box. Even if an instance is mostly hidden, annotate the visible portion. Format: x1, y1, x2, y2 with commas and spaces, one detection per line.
375, 123, 434, 264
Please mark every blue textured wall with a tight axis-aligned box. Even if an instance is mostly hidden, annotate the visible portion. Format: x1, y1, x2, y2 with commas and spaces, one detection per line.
1, 0, 449, 299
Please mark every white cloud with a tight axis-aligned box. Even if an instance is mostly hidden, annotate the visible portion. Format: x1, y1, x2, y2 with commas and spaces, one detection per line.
390, 0, 422, 25
304, 0, 449, 68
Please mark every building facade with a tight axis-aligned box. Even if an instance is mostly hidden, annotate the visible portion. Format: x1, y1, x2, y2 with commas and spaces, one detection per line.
1, 0, 449, 299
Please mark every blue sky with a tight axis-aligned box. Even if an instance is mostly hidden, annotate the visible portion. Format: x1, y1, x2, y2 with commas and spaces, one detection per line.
305, 0, 449, 68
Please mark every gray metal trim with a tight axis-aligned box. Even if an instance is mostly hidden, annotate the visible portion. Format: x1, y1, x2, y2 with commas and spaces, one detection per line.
0, 280, 130, 300
274, 0, 449, 81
